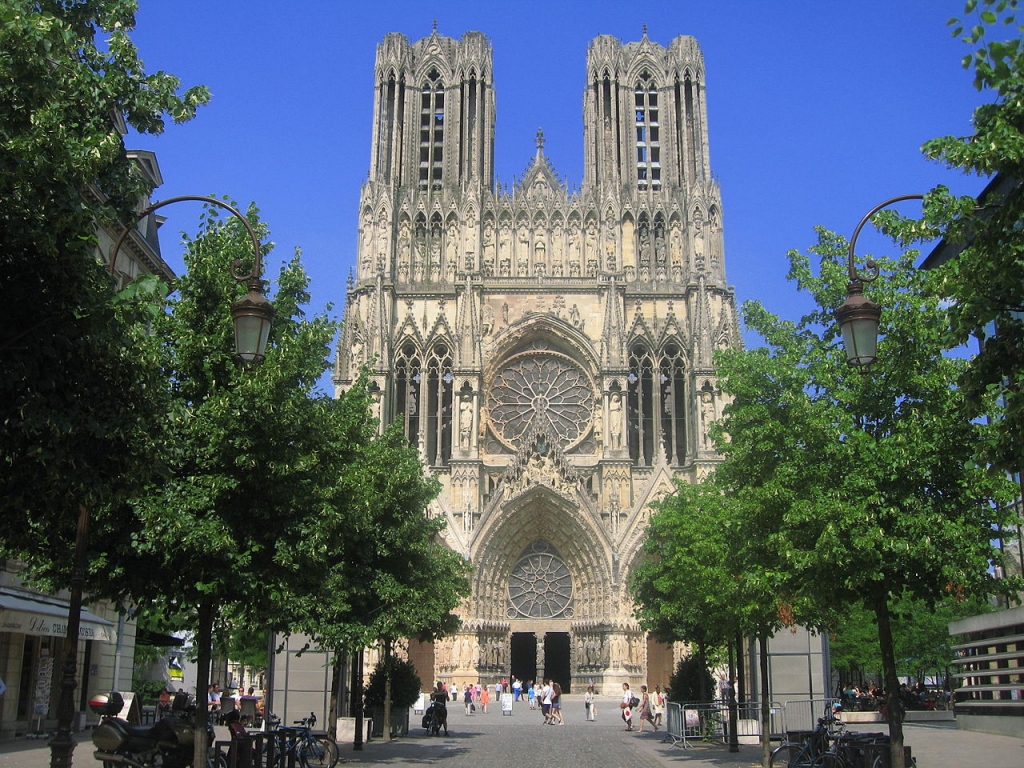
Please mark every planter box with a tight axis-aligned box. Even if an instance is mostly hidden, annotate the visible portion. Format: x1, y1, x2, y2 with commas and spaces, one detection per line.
366, 707, 409, 738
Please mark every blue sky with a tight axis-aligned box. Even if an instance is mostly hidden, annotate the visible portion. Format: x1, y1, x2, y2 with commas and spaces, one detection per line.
127, 0, 995, 380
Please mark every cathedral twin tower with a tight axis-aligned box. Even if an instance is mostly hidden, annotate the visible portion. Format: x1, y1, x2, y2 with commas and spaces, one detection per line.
334, 27, 738, 691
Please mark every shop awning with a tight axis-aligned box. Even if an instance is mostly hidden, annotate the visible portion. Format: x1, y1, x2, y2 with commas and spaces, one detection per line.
135, 628, 185, 647
0, 590, 115, 643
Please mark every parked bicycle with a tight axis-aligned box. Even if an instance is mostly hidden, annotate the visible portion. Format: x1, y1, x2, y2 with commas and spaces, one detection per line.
263, 713, 338, 768
768, 709, 845, 768
769, 706, 916, 768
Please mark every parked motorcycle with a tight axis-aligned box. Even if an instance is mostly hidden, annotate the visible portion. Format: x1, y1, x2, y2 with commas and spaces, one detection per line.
91, 691, 215, 768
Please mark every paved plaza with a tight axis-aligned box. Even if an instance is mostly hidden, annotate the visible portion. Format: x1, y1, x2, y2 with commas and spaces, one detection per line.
1, 697, 1021, 768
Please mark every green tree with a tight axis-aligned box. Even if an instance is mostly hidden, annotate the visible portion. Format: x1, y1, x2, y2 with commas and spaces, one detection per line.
286, 419, 470, 737
713, 230, 1014, 768
0, 0, 209, 569
631, 481, 735, 702
907, 0, 1024, 477
830, 593, 991, 690
124, 203, 362, 766
632, 474, 810, 762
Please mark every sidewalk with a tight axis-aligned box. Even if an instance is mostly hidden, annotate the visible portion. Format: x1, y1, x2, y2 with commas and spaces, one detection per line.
2, 700, 1021, 768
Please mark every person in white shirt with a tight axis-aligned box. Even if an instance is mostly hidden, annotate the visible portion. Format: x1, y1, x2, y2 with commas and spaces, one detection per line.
541, 680, 554, 724
620, 682, 634, 731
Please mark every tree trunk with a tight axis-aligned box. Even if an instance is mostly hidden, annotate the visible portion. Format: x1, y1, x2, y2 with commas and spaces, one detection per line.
759, 632, 771, 768
736, 633, 747, 704
874, 593, 906, 768
727, 637, 739, 753
697, 643, 710, 702
49, 505, 89, 768
352, 648, 364, 751
327, 648, 344, 739
193, 597, 216, 768
757, 634, 770, 768
383, 639, 393, 740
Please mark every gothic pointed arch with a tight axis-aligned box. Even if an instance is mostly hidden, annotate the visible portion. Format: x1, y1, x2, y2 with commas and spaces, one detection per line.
470, 490, 611, 623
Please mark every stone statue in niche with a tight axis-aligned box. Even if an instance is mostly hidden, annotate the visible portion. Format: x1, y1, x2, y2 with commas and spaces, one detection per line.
585, 219, 598, 264
459, 396, 473, 451
637, 226, 651, 267
517, 228, 530, 276
608, 392, 623, 449
670, 220, 683, 265
534, 232, 547, 276
482, 222, 495, 275
481, 303, 494, 336
446, 220, 458, 270
605, 229, 617, 271
377, 219, 390, 270
350, 322, 365, 368
360, 218, 373, 272
499, 222, 511, 265
551, 222, 564, 274
700, 389, 716, 449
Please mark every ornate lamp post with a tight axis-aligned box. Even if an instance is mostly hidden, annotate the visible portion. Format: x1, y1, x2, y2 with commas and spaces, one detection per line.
50, 196, 273, 768
834, 194, 924, 367
109, 195, 275, 363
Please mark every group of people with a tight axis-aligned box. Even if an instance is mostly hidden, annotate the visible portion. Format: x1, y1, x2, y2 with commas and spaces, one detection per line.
536, 679, 564, 725
619, 682, 665, 733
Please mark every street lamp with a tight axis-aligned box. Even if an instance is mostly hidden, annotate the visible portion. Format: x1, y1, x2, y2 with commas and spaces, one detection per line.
50, 196, 273, 768
834, 194, 924, 368
108, 195, 276, 363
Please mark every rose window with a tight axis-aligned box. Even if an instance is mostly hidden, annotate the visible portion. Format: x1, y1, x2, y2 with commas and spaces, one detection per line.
487, 350, 594, 450
507, 541, 574, 618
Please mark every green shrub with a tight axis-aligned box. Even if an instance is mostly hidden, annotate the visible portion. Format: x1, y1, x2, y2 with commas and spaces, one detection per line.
363, 657, 422, 709
666, 655, 714, 703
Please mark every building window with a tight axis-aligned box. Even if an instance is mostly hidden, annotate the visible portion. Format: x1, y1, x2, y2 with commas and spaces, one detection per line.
425, 342, 453, 466
395, 342, 422, 447
628, 342, 687, 466
419, 69, 444, 190
507, 540, 574, 619
634, 73, 660, 191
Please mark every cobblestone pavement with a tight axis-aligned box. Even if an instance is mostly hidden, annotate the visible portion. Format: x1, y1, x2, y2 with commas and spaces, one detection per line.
2, 697, 1022, 768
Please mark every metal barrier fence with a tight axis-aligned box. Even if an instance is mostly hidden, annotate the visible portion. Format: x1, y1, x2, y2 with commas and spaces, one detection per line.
665, 699, 837, 748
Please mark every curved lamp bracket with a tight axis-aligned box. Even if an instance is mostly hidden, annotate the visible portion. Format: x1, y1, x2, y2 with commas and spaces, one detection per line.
836, 194, 925, 369
846, 194, 925, 284
108, 195, 274, 364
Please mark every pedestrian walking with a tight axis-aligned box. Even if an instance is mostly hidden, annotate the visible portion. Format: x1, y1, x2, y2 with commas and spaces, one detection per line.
584, 683, 596, 721
636, 685, 656, 733
551, 681, 564, 725
620, 682, 634, 731
652, 685, 664, 727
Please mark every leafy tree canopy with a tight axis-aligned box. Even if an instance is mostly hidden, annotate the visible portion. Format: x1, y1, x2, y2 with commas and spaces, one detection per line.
0, 0, 210, 577
897, 0, 1024, 472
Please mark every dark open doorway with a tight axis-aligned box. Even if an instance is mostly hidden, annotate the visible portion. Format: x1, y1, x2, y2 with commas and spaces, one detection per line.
544, 632, 571, 692
510, 632, 537, 687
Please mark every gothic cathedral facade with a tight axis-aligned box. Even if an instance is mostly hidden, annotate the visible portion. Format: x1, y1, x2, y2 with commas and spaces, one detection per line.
333, 28, 739, 693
